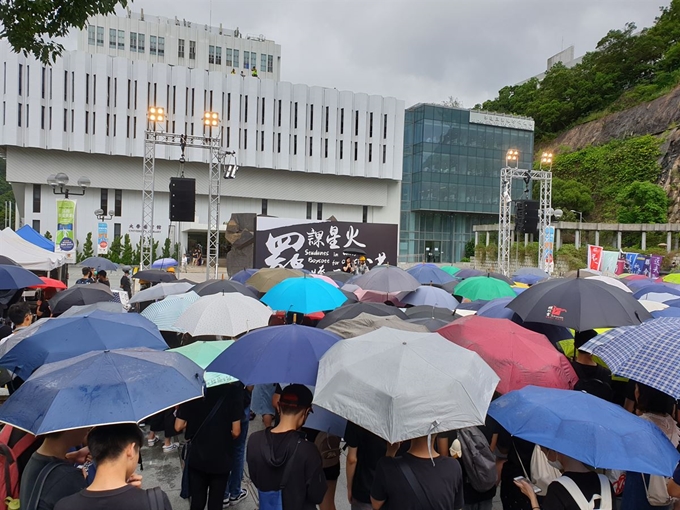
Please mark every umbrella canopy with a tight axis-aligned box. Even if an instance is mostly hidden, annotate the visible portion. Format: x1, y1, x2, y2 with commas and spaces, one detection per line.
317, 302, 407, 329
565, 269, 600, 278
0, 264, 43, 290
128, 281, 193, 304
586, 276, 632, 293
169, 340, 237, 388
262, 277, 347, 314
29, 276, 67, 290
0, 348, 203, 435
637, 292, 680, 304
246, 268, 304, 293
131, 269, 177, 283
581, 318, 680, 399
49, 283, 114, 315
633, 284, 680, 301
401, 286, 459, 310
404, 305, 457, 321
59, 301, 124, 318
206, 324, 342, 385
314, 328, 500, 443
638, 300, 668, 312
0, 256, 18, 266
406, 264, 456, 286
406, 317, 451, 331
151, 258, 178, 269
663, 273, 680, 284
352, 266, 420, 294
308, 274, 339, 287
173, 293, 271, 337
140, 291, 200, 331
79, 256, 118, 271
489, 386, 680, 476
454, 276, 516, 301
626, 279, 665, 291
507, 277, 651, 331
325, 313, 429, 339
513, 274, 548, 286
440, 265, 461, 276
652, 307, 680, 318
438, 316, 577, 394
0, 311, 168, 379
477, 297, 515, 319
514, 267, 550, 278
191, 279, 258, 299
456, 300, 487, 311
230, 268, 258, 284
325, 270, 354, 284
455, 269, 484, 279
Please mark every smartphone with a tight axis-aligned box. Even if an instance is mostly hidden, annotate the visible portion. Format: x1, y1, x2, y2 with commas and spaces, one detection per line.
514, 476, 542, 494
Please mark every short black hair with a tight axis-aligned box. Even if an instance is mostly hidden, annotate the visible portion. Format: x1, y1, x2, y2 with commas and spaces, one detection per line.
574, 329, 598, 350
8, 302, 31, 326
636, 383, 674, 415
98, 270, 107, 278
82, 267, 91, 276
87, 424, 144, 464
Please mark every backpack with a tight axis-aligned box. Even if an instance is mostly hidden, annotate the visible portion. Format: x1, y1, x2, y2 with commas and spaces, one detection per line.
555, 474, 612, 510
643, 473, 675, 507
457, 427, 497, 492
313, 432, 341, 469
0, 426, 39, 503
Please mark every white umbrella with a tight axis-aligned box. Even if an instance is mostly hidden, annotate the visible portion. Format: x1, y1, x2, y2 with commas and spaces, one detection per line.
313, 327, 500, 443
129, 281, 194, 304
586, 276, 632, 293
637, 292, 680, 304
638, 300, 669, 312
141, 291, 200, 331
173, 293, 272, 337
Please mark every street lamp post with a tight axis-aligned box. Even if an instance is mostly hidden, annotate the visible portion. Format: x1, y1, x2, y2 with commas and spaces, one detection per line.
94, 209, 115, 221
571, 210, 583, 248
46, 173, 91, 199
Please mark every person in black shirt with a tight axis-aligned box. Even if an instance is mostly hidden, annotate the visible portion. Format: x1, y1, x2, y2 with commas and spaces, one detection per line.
175, 383, 244, 510
345, 421, 389, 510
247, 384, 326, 510
497, 430, 535, 510
120, 269, 132, 298
75, 267, 95, 284
97, 270, 111, 287
54, 424, 170, 510
571, 330, 613, 402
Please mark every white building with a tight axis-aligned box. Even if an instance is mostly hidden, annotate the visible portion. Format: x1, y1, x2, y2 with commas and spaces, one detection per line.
0, 12, 404, 261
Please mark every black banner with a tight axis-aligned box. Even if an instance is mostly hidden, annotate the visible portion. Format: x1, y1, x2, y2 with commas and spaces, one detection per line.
254, 219, 399, 273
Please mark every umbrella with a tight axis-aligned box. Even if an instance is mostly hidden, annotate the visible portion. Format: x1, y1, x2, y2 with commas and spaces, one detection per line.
151, 258, 178, 269
230, 268, 258, 284
0, 348, 203, 435
586, 276, 632, 293
440, 279, 460, 294
340, 289, 359, 303
59, 301, 124, 318
663, 273, 680, 284
324, 313, 429, 339
633, 284, 680, 301
507, 277, 651, 331
455, 269, 484, 279
652, 307, 680, 318
140, 291, 200, 331
483, 272, 514, 285
169, 340, 237, 388
173, 293, 271, 337
513, 274, 547, 285
262, 277, 347, 314
304, 405, 347, 437
406, 317, 451, 331
565, 269, 600, 278
191, 279, 258, 299
637, 292, 680, 304
344, 247, 367, 256
477, 297, 515, 319
49, 283, 114, 315
454, 276, 516, 301
401, 286, 459, 310
29, 277, 67, 290
317, 302, 407, 329
661, 298, 680, 309
313, 328, 500, 443
128, 281, 193, 304
581, 318, 680, 399
0, 256, 18, 266
438, 316, 577, 394
514, 267, 550, 278
638, 300, 668, 312
456, 300, 487, 311
325, 270, 354, 284
79, 257, 118, 271
404, 305, 457, 321
406, 264, 456, 286
0, 265, 43, 290
489, 386, 680, 476
626, 279, 665, 291
246, 268, 304, 292
131, 269, 177, 283
352, 266, 420, 294
206, 324, 342, 385
0, 310, 168, 379
308, 274, 340, 287
440, 265, 461, 276
353, 288, 408, 305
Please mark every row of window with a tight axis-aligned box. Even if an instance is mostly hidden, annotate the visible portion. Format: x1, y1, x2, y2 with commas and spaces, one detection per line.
87, 26, 165, 57
207, 45, 274, 72
32, 184, 123, 217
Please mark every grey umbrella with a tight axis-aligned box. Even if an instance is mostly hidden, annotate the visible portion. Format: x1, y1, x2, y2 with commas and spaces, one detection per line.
353, 266, 420, 294
79, 257, 118, 271
324, 313, 429, 339
406, 317, 452, 332
191, 279, 258, 299
404, 305, 457, 321
513, 267, 550, 278
129, 281, 194, 304
49, 283, 114, 315
317, 302, 408, 329
59, 301, 124, 318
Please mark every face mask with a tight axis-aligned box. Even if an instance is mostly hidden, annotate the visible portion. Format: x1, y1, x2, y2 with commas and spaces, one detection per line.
547, 458, 563, 471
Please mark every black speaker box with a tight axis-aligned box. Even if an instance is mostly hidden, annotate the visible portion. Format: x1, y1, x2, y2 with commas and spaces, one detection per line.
169, 177, 196, 222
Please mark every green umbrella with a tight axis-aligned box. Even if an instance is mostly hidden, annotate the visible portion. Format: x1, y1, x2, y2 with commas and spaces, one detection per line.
454, 276, 516, 301
440, 265, 461, 276
169, 340, 237, 387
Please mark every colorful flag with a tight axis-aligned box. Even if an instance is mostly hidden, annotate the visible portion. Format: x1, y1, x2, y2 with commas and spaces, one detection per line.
97, 222, 109, 255
587, 245, 603, 272
55, 199, 76, 263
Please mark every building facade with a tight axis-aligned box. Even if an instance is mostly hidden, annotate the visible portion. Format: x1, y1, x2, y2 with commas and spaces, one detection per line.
400, 104, 534, 263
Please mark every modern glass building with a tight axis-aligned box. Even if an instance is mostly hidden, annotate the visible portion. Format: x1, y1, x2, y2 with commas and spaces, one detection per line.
400, 104, 535, 263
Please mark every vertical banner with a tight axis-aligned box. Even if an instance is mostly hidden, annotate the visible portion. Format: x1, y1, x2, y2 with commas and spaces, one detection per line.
97, 222, 109, 255
55, 199, 76, 263
649, 255, 663, 279
543, 226, 555, 274
631, 254, 648, 276
587, 244, 603, 272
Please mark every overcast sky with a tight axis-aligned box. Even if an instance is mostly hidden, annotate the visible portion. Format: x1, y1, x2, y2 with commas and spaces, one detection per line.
103, 0, 666, 107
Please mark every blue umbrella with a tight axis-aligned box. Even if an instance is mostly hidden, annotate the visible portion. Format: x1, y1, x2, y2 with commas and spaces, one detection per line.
262, 277, 347, 314
406, 264, 455, 286
151, 258, 178, 269
0, 311, 168, 379
489, 386, 680, 476
477, 297, 515, 319
0, 264, 43, 290
633, 284, 680, 300
663, 298, 680, 309
0, 348, 203, 435
513, 274, 547, 285
514, 267, 550, 278
230, 269, 258, 285
652, 307, 680, 318
79, 256, 118, 271
206, 324, 341, 385
401, 286, 458, 310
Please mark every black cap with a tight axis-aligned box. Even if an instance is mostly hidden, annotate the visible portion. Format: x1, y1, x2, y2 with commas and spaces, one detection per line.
279, 384, 313, 409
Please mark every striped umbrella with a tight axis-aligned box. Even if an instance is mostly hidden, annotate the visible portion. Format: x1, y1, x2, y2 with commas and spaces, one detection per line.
141, 291, 200, 331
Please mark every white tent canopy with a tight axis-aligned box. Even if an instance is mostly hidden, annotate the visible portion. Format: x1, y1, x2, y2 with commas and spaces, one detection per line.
0, 228, 67, 270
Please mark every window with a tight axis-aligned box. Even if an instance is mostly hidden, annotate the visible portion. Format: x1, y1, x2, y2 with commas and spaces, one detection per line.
85, 74, 89, 104
32, 220, 40, 233
96, 26, 104, 46
178, 39, 185, 58
115, 189, 122, 216
114, 77, 117, 106
25, 104, 28, 127
369, 112, 373, 137
277, 133, 281, 153
317, 203, 323, 220
340, 140, 343, 159
262, 98, 265, 124
243, 129, 247, 149
251, 52, 256, 68
109, 28, 116, 49
130, 32, 137, 52
244, 96, 247, 122
243, 51, 250, 69
215, 46, 222, 65
100, 189, 108, 212
306, 202, 312, 220
150, 36, 157, 55
18, 64, 22, 96
93, 75, 96, 105
17, 103, 21, 127
278, 100, 281, 127
261, 54, 267, 73
310, 105, 314, 130
127, 79, 130, 108
354, 141, 358, 161
25, 65, 29, 97
294, 134, 297, 155
126, 115, 130, 137
88, 25, 96, 45
261, 199, 268, 215
92, 112, 96, 134
325, 106, 329, 132
85, 111, 88, 133
3, 62, 5, 94
158, 37, 164, 57
384, 114, 388, 138
138, 34, 145, 53
226, 48, 233, 66
133, 116, 136, 138
189, 40, 196, 59
227, 92, 231, 120
324, 138, 328, 158
172, 86, 176, 113
113, 223, 121, 239
134, 80, 137, 109
369, 143, 372, 162
63, 71, 67, 101
107, 77, 110, 106
309, 137, 313, 156
32, 184, 41, 213
208, 45, 215, 64
71, 71, 74, 102
113, 114, 116, 136
355, 111, 359, 136
363, 206, 368, 223
41, 105, 45, 129
294, 102, 298, 128
340, 108, 344, 134
118, 30, 124, 50
382, 144, 387, 163
233, 49, 239, 67
261, 131, 265, 150
2, 102, 5, 126
267, 55, 274, 73
49, 106, 51, 129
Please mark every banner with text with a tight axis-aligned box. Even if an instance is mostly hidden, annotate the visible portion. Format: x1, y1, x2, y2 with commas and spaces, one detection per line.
587, 244, 603, 272
55, 199, 76, 263
624, 252, 662, 278
97, 222, 109, 255
255, 218, 398, 274
543, 226, 555, 274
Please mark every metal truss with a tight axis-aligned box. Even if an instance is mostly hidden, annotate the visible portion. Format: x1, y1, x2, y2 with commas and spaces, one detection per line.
497, 167, 553, 276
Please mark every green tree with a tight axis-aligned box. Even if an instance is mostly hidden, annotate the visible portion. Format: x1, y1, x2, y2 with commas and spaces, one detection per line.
82, 232, 94, 259
464, 238, 475, 258
108, 235, 122, 263
120, 234, 133, 265
161, 238, 172, 259
550, 178, 595, 219
616, 181, 669, 223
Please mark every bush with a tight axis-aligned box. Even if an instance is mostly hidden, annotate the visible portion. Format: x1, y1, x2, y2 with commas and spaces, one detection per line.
555, 244, 587, 270
459, 257, 470, 263
485, 243, 498, 261
464, 238, 475, 259
474, 244, 486, 264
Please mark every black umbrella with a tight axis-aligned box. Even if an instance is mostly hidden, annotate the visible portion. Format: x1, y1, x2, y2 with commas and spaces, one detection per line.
404, 305, 457, 321
343, 248, 366, 256
49, 283, 114, 315
317, 302, 408, 329
406, 317, 452, 332
507, 277, 652, 331
191, 279, 257, 299
79, 256, 118, 271
340, 289, 359, 303
132, 269, 177, 283
440, 279, 461, 295
352, 266, 420, 293
455, 269, 483, 279
325, 271, 354, 284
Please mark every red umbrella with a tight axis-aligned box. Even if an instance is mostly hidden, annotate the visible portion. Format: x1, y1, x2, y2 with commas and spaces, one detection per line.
438, 315, 578, 394
30, 277, 67, 290
623, 275, 662, 282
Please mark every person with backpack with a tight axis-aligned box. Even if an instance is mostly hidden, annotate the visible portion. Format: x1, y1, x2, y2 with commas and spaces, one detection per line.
54, 424, 171, 510
0, 426, 42, 506
246, 384, 326, 510
305, 429, 341, 510
570, 330, 614, 402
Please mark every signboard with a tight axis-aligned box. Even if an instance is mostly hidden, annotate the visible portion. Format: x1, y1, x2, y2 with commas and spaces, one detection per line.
587, 244, 603, 272
624, 252, 662, 279
55, 199, 76, 263
469, 110, 535, 132
127, 223, 162, 233
97, 222, 109, 255
255, 218, 398, 274
543, 226, 555, 274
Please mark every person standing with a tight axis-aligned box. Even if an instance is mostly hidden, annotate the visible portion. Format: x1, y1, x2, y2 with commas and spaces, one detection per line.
346, 422, 390, 510
353, 257, 368, 275
342, 257, 354, 274
36, 289, 55, 318
75, 267, 94, 284
97, 270, 110, 287
223, 384, 251, 506
120, 269, 132, 299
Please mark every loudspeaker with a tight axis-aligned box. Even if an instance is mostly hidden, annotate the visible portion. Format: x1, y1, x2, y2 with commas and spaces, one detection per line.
169, 178, 196, 222
515, 200, 539, 234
